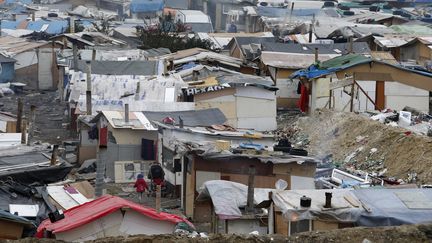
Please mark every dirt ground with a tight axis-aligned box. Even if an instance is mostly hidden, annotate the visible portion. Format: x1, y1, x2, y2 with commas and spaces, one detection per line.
0, 91, 72, 144
4, 224, 432, 243
278, 109, 432, 184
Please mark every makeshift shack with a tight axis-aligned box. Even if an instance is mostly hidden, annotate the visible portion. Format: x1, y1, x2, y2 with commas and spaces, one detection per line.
0, 112, 17, 133
187, 153, 317, 222
291, 53, 432, 113
36, 195, 194, 241
0, 210, 34, 239
197, 180, 273, 234
269, 188, 432, 236
182, 74, 278, 131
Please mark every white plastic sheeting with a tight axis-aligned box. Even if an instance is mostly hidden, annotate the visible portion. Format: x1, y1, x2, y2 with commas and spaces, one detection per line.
196, 180, 272, 219
68, 73, 186, 104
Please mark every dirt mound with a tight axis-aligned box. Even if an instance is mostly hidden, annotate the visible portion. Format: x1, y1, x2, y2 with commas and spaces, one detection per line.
5, 224, 432, 243
280, 110, 432, 184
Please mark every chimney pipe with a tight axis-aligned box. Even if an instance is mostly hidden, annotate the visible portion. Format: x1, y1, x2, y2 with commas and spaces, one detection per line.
135, 82, 140, 101
32, 12, 35, 22
308, 23, 313, 43
12, 14, 16, 21
348, 36, 353, 53
86, 61, 92, 115
16, 98, 23, 133
124, 104, 129, 123
314, 47, 319, 63
324, 192, 332, 208
92, 49, 96, 60
50, 145, 59, 166
163, 59, 169, 75
178, 116, 184, 128
192, 70, 199, 81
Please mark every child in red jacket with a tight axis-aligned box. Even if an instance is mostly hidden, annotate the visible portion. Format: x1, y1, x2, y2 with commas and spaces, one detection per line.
134, 173, 148, 203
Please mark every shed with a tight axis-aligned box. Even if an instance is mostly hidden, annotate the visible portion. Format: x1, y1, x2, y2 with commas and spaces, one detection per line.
36, 195, 194, 241
291, 53, 432, 112
0, 210, 34, 239
0, 112, 17, 133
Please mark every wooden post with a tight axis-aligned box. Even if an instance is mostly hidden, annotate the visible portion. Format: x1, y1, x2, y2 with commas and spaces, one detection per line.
328, 77, 333, 109
16, 98, 23, 133
350, 83, 355, 112
314, 48, 319, 63
135, 82, 140, 101
86, 61, 92, 115
21, 119, 26, 144
27, 105, 36, 145
246, 166, 256, 213
156, 185, 161, 213
308, 23, 313, 43
72, 43, 78, 71
375, 81, 385, 110
50, 145, 59, 166
124, 104, 129, 123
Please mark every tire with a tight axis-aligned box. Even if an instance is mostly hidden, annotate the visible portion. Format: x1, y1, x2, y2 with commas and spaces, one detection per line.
289, 148, 308, 156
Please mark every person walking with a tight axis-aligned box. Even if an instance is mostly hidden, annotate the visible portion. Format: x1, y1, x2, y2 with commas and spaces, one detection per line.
134, 173, 148, 203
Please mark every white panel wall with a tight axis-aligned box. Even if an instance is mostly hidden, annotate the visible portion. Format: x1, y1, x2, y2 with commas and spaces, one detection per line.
14, 51, 38, 69
196, 171, 221, 191
56, 210, 124, 242
119, 211, 175, 235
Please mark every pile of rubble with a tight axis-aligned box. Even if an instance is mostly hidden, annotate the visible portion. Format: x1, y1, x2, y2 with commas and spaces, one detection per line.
279, 109, 432, 184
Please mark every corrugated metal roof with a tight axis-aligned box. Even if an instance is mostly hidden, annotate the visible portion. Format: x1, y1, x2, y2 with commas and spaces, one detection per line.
102, 110, 157, 130
74, 60, 161, 75
374, 36, 411, 48
261, 51, 338, 69
0, 36, 48, 56
262, 42, 370, 55
144, 108, 227, 127
370, 51, 398, 65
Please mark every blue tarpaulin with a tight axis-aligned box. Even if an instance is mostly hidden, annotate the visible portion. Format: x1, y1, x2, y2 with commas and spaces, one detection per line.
130, 0, 164, 13
1, 19, 69, 35
290, 64, 334, 79
27, 20, 69, 34
353, 189, 432, 226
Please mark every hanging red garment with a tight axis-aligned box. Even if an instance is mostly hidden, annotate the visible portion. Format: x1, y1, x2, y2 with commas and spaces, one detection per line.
99, 127, 108, 146
297, 84, 309, 113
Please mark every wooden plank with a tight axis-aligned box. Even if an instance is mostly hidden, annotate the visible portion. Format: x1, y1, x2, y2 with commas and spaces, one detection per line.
329, 78, 354, 90
344, 194, 360, 208
375, 81, 385, 110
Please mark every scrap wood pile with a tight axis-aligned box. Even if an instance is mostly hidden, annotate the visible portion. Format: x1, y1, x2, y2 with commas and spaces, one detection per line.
279, 109, 432, 184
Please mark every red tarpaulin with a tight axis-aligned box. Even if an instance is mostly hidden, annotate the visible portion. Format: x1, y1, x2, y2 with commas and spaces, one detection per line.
36, 195, 194, 238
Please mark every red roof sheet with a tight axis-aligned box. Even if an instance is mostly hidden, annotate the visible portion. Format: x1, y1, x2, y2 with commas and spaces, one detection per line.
36, 195, 193, 237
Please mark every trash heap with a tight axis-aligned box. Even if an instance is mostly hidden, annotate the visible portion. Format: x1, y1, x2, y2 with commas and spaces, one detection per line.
279, 109, 432, 185
369, 106, 432, 137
